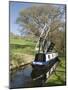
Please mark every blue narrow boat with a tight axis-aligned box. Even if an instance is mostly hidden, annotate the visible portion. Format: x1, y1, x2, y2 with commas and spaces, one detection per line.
32, 52, 58, 70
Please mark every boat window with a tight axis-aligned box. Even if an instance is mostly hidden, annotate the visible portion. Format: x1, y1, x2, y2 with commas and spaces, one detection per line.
35, 53, 45, 62
48, 55, 50, 59
52, 54, 53, 57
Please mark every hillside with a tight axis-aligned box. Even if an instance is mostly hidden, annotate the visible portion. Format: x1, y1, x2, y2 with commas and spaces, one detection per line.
10, 38, 36, 69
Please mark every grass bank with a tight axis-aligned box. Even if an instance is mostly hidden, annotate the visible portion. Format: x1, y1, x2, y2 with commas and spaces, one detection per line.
45, 57, 66, 86
10, 38, 36, 69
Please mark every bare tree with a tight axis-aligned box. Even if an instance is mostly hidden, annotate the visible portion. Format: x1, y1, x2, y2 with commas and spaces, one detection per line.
16, 4, 65, 37
16, 4, 66, 55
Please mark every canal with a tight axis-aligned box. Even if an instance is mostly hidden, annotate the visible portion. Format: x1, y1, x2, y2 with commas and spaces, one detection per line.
10, 59, 59, 89
10, 64, 47, 89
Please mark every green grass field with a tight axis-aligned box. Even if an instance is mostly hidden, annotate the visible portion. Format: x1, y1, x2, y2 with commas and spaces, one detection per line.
10, 38, 36, 46
10, 38, 36, 55
10, 38, 36, 68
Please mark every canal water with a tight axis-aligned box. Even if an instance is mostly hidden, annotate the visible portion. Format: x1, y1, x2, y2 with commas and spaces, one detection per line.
10, 64, 46, 89
10, 59, 58, 89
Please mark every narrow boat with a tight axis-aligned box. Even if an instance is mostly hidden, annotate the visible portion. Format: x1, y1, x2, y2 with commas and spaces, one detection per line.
32, 52, 58, 70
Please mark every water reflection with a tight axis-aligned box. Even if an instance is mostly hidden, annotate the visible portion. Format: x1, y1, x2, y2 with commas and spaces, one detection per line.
31, 68, 46, 87
10, 59, 59, 89
10, 64, 47, 88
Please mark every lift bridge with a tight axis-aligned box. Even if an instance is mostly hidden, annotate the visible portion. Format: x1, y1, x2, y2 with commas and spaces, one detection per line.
35, 23, 54, 53
31, 22, 59, 79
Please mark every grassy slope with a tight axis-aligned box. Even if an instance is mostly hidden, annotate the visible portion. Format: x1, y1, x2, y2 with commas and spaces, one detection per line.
10, 38, 35, 46
45, 57, 66, 86
10, 38, 36, 68
10, 38, 36, 55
